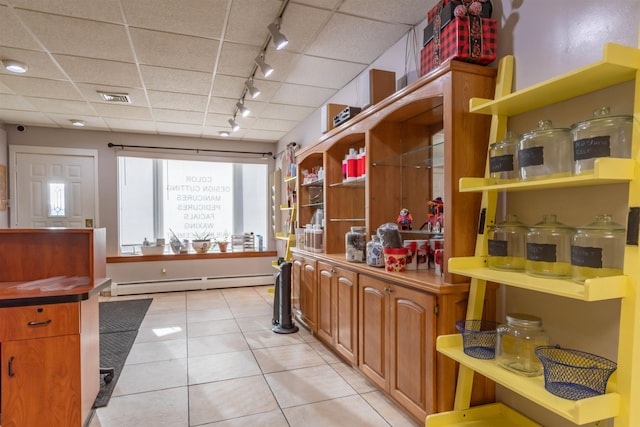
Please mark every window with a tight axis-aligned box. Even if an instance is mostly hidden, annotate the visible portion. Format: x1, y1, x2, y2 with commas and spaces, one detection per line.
117, 156, 268, 253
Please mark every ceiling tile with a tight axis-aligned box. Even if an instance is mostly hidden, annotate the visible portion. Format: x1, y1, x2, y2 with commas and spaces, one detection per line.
0, 109, 57, 126
271, 83, 336, 107
104, 117, 157, 133
279, 3, 332, 53
0, 94, 37, 111
25, 97, 95, 115
153, 109, 205, 125
0, 5, 42, 50
205, 112, 234, 128
130, 28, 218, 72
121, 0, 228, 39
140, 65, 213, 95
92, 103, 153, 120
0, 75, 83, 100
155, 122, 203, 136
242, 128, 287, 141
54, 55, 142, 87
148, 91, 208, 112
286, 55, 366, 88
211, 75, 246, 99
252, 117, 297, 132
217, 42, 261, 77
259, 103, 315, 121
290, 0, 341, 9
15, 10, 134, 62
0, 47, 67, 80
9, 0, 124, 23
339, 0, 431, 25
207, 97, 238, 115
46, 113, 109, 129
307, 13, 409, 63
225, 0, 283, 46
257, 48, 298, 82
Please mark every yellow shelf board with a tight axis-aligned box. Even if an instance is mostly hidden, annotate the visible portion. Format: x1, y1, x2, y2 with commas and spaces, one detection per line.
284, 175, 297, 182
469, 43, 640, 116
437, 334, 621, 425
280, 204, 296, 210
459, 158, 635, 193
448, 257, 627, 301
272, 260, 281, 271
275, 232, 296, 241
426, 402, 541, 427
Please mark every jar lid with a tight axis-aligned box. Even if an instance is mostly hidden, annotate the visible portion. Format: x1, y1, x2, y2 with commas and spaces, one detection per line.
506, 313, 542, 327
521, 120, 570, 139
490, 214, 527, 230
530, 214, 572, 231
570, 106, 633, 131
490, 131, 517, 148
350, 226, 366, 232
576, 214, 625, 232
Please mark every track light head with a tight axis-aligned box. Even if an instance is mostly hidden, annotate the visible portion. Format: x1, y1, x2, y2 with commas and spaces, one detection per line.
254, 54, 273, 78
268, 22, 288, 50
245, 79, 260, 99
236, 101, 250, 118
228, 118, 240, 132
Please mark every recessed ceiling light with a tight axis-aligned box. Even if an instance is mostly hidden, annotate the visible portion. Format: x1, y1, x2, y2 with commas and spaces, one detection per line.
70, 120, 85, 127
219, 131, 230, 137
2, 60, 28, 73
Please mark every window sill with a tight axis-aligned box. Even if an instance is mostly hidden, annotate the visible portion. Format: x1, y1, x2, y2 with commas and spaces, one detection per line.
107, 250, 277, 263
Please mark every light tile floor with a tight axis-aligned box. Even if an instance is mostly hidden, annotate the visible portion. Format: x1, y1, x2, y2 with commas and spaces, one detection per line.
89, 285, 422, 427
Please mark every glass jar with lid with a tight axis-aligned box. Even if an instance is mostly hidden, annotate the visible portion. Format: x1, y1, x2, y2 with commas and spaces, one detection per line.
496, 313, 550, 376
487, 214, 527, 271
571, 107, 633, 175
345, 226, 366, 262
571, 214, 626, 283
366, 235, 384, 267
518, 120, 572, 181
525, 214, 574, 278
489, 131, 519, 183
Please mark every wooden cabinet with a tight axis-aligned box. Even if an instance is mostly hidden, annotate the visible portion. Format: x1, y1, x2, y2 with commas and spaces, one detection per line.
292, 253, 317, 331
317, 261, 358, 364
359, 274, 436, 421
0, 228, 107, 427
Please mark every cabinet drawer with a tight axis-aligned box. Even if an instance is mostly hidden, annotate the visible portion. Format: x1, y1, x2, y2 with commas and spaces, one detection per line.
0, 302, 80, 341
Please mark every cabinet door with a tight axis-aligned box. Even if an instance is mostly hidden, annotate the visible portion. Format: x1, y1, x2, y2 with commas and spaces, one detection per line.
300, 258, 317, 331
291, 255, 303, 319
358, 275, 389, 390
316, 261, 335, 344
389, 285, 436, 420
2, 334, 81, 427
334, 266, 358, 364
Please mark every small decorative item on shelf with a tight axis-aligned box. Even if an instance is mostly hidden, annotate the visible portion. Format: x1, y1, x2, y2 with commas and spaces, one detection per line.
420, 197, 444, 233
169, 228, 188, 254
383, 247, 409, 272
214, 232, 230, 252
455, 319, 499, 360
345, 226, 366, 262
366, 235, 385, 267
403, 240, 418, 270
191, 232, 212, 254
535, 345, 617, 400
397, 208, 413, 230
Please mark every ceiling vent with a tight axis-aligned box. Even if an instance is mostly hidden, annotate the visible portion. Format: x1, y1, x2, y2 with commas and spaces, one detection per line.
97, 91, 131, 103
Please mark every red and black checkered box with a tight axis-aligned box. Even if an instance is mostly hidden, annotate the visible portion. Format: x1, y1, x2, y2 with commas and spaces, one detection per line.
420, 16, 497, 76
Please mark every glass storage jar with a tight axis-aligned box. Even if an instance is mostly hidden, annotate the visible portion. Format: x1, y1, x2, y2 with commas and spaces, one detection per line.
487, 214, 527, 271
525, 214, 574, 278
518, 120, 572, 181
345, 226, 366, 262
496, 313, 550, 376
489, 131, 519, 183
366, 235, 384, 267
571, 214, 626, 283
312, 224, 323, 253
571, 107, 633, 175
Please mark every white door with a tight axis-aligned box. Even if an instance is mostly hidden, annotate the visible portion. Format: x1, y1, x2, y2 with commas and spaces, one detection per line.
10, 146, 98, 228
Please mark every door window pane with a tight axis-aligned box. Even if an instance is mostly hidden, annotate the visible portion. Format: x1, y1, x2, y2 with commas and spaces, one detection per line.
48, 182, 65, 217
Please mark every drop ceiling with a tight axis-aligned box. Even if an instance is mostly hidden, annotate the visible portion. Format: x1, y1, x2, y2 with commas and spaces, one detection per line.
0, 0, 434, 143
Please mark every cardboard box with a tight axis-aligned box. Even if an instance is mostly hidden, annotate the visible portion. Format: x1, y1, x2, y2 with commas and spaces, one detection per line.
420, 16, 497, 76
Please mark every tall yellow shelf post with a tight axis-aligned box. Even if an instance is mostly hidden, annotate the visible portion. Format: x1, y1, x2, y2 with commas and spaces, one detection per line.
427, 39, 640, 427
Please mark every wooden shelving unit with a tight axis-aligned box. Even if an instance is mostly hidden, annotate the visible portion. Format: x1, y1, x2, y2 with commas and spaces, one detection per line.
427, 42, 640, 427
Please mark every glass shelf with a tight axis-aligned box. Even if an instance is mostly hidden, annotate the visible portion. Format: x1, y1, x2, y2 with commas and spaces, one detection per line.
329, 177, 365, 188
436, 334, 620, 426
448, 256, 628, 302
399, 230, 443, 237
301, 179, 324, 187
372, 141, 445, 169
301, 203, 324, 208
328, 218, 366, 222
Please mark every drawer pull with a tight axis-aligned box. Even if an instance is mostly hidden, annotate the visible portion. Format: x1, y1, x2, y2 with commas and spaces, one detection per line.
8, 356, 15, 377
27, 319, 52, 327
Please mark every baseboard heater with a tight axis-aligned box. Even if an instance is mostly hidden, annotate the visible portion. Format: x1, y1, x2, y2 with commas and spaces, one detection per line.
111, 274, 275, 296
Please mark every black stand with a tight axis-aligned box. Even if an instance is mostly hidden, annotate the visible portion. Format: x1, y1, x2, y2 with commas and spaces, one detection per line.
272, 262, 298, 334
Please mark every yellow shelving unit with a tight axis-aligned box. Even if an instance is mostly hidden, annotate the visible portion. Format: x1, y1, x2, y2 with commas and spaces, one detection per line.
427, 42, 640, 427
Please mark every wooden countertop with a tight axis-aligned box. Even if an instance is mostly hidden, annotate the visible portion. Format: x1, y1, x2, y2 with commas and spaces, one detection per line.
291, 249, 471, 295
0, 278, 111, 308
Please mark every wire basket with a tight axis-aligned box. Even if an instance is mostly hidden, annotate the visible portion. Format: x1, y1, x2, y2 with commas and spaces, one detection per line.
535, 345, 617, 400
455, 320, 498, 360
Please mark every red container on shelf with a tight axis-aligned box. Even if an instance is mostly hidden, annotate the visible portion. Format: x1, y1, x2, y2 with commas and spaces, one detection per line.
383, 247, 409, 272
